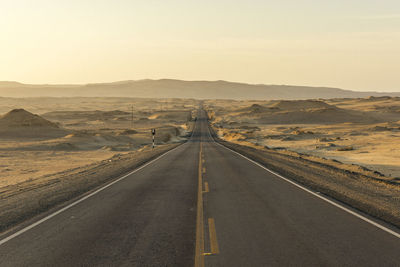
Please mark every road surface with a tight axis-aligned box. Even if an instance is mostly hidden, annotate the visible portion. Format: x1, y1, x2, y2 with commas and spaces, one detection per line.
1, 110, 400, 266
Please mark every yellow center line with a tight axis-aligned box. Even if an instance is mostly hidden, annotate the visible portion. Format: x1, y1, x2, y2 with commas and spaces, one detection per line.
203, 182, 209, 193
207, 218, 220, 255
194, 142, 205, 267
195, 138, 219, 265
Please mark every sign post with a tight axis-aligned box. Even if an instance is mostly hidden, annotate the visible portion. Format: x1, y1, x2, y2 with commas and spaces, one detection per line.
151, 128, 156, 148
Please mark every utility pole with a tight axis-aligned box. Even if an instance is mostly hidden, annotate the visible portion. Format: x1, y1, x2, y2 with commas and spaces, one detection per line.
131, 105, 134, 129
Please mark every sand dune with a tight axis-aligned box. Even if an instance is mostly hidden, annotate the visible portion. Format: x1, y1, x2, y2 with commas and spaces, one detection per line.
42, 110, 131, 121
148, 110, 192, 121
269, 100, 331, 110
0, 109, 68, 139
224, 100, 379, 124
0, 109, 58, 128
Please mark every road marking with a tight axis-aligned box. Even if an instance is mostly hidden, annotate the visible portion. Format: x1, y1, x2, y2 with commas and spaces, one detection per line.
194, 142, 205, 267
214, 141, 400, 239
0, 144, 185, 246
202, 167, 206, 174
203, 182, 209, 193
206, 218, 219, 255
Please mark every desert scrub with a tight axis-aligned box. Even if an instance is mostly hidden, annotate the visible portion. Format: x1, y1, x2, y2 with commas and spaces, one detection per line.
337, 146, 354, 151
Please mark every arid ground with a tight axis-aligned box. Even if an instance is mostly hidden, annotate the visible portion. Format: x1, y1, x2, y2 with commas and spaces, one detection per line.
206, 96, 400, 179
0, 97, 197, 187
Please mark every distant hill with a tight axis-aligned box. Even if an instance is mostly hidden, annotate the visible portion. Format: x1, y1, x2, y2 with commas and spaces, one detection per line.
0, 109, 59, 128
0, 109, 67, 139
0, 79, 399, 100
232, 100, 380, 124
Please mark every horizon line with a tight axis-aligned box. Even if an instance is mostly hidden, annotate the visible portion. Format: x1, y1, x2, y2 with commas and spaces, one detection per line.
0, 78, 399, 94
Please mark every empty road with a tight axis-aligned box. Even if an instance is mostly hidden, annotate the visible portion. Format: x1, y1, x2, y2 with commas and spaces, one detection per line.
1, 110, 400, 266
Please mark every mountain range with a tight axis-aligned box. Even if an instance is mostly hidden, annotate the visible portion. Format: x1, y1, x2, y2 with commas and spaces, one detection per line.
0, 79, 399, 100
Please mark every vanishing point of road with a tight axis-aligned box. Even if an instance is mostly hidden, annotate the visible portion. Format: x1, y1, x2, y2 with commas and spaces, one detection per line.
1, 110, 400, 266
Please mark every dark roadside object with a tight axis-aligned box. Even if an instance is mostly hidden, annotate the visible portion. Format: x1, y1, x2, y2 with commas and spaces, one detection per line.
151, 128, 156, 148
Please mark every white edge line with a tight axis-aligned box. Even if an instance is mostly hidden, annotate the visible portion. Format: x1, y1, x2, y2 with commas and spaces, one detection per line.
206, 122, 400, 239
0, 144, 184, 246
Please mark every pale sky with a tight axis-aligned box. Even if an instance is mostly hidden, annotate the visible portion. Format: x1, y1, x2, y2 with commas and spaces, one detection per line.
1, 0, 400, 91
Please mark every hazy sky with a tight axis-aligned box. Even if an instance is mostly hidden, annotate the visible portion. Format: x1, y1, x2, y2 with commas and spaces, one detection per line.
1, 0, 400, 91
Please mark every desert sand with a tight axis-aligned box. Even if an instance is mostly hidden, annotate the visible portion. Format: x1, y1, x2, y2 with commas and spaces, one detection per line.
0, 97, 197, 187
206, 97, 400, 179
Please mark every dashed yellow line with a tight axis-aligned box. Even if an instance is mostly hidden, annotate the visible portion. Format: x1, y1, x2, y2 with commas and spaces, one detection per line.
195, 142, 219, 266
203, 182, 209, 193
207, 218, 220, 255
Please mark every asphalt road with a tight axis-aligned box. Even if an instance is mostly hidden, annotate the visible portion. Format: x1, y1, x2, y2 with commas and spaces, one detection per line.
1, 110, 400, 266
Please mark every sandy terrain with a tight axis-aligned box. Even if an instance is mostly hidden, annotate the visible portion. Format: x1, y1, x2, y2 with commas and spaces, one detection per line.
0, 97, 197, 188
205, 97, 400, 178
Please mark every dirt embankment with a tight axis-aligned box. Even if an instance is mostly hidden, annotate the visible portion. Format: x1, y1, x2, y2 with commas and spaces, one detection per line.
0, 144, 180, 233
209, 126, 400, 228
